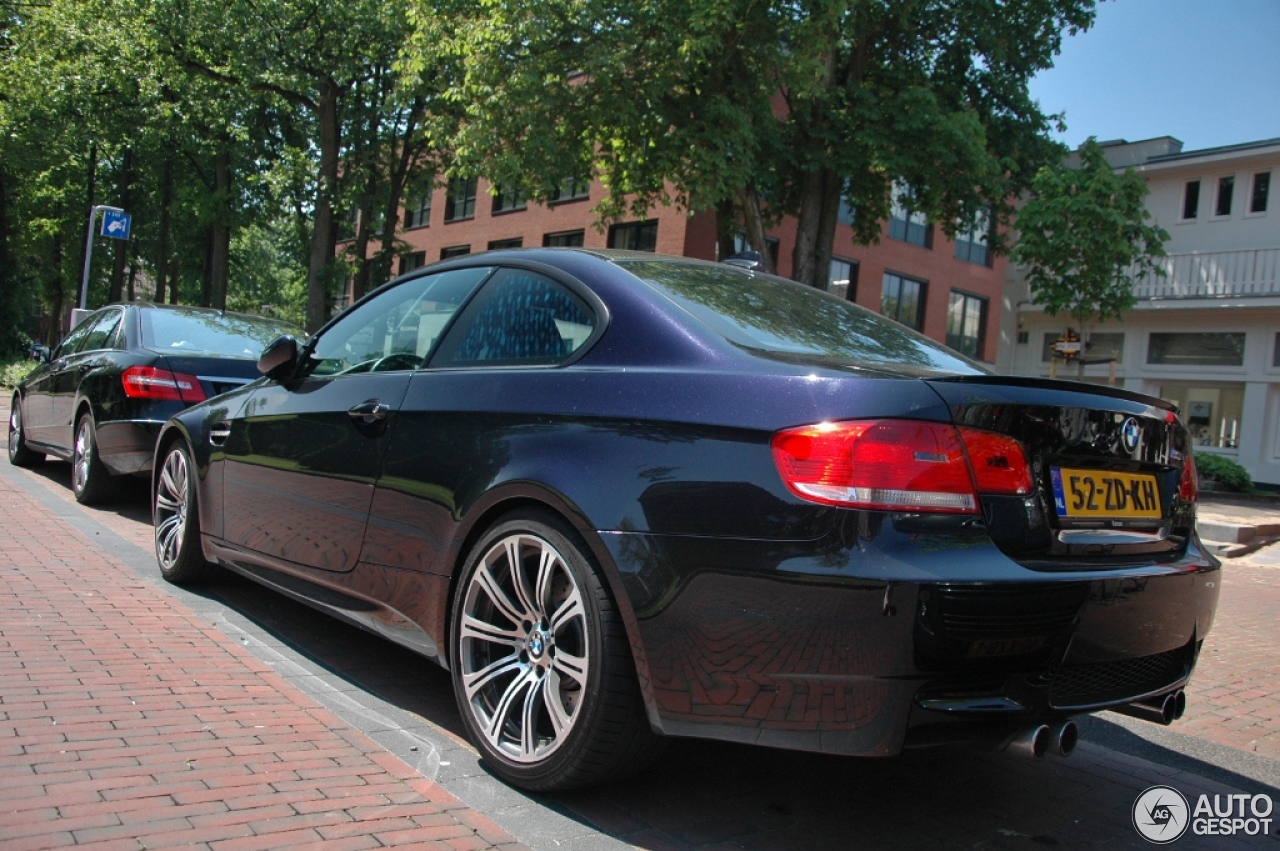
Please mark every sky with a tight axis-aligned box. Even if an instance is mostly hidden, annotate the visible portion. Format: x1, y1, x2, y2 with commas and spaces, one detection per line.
1028, 0, 1280, 153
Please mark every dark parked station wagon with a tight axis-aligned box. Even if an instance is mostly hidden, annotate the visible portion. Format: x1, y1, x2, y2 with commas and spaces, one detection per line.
149, 250, 1218, 790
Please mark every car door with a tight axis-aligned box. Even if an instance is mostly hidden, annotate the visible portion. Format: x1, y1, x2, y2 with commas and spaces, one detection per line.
361, 267, 601, 572
24, 313, 100, 449
219, 266, 493, 573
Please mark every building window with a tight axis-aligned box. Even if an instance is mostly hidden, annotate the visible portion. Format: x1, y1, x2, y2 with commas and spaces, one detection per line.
440, 245, 471, 259
400, 251, 427, 274
1251, 172, 1271, 214
1159, 383, 1244, 449
609, 220, 658, 252
488, 237, 523, 250
946, 291, 987, 359
827, 258, 858, 301
543, 230, 585, 247
888, 182, 931, 248
732, 232, 780, 270
1215, 175, 1234, 217
492, 186, 526, 214
1147, 332, 1245, 367
953, 208, 990, 266
444, 177, 477, 222
881, 272, 926, 330
1272, 331, 1280, 366
1041, 331, 1124, 363
405, 192, 432, 229
1181, 180, 1200, 220
550, 176, 590, 203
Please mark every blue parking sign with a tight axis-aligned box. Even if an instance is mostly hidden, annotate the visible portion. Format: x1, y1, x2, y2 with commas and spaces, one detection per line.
101, 210, 132, 240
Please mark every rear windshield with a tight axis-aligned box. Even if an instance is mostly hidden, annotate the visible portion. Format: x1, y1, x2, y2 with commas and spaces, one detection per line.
141, 310, 302, 358
620, 260, 985, 376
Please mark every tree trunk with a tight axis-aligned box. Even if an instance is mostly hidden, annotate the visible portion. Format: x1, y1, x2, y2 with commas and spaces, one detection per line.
208, 145, 231, 311
374, 98, 426, 287
735, 187, 774, 274
126, 239, 138, 302
49, 235, 65, 344
306, 80, 341, 332
108, 148, 134, 303
154, 156, 172, 305
201, 226, 213, 307
168, 256, 181, 304
791, 166, 842, 289
714, 198, 739, 261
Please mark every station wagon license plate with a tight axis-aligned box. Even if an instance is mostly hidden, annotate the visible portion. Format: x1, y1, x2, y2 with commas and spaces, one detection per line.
1051, 468, 1161, 519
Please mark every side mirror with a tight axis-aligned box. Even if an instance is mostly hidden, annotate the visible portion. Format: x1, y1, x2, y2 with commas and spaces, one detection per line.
258, 335, 300, 380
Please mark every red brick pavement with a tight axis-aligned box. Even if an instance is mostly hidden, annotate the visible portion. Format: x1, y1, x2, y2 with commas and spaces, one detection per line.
1179, 559, 1280, 759
0, 464, 528, 850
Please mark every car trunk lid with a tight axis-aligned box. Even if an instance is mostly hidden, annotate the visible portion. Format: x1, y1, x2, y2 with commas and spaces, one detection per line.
924, 375, 1196, 566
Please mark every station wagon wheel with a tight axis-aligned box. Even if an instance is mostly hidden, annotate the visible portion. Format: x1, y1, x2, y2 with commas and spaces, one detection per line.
72, 412, 118, 504
153, 440, 213, 584
451, 511, 664, 791
8, 394, 44, 467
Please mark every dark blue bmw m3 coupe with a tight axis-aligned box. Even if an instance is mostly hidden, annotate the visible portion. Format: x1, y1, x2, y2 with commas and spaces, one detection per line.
149, 250, 1218, 790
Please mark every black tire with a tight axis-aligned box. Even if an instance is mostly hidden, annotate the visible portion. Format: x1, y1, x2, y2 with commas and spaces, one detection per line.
153, 440, 214, 584
71, 411, 119, 504
450, 509, 665, 791
8, 394, 45, 467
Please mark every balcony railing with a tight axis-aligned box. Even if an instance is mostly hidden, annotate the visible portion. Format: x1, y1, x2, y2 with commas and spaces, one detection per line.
1131, 247, 1280, 300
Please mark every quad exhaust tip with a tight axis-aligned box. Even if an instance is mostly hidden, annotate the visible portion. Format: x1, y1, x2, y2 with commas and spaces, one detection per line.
1006, 720, 1078, 760
1112, 689, 1186, 727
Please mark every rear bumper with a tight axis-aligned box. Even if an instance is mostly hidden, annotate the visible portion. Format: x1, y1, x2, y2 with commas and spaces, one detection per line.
600, 517, 1219, 756
95, 419, 165, 475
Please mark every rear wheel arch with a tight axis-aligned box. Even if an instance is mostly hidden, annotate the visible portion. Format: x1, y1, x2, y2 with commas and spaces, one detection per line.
444, 489, 650, 690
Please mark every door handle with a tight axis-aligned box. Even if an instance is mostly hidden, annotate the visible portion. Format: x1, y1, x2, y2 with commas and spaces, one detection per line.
348, 400, 390, 424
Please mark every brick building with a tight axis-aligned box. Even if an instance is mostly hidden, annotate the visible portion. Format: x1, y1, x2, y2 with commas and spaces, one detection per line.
337, 176, 1007, 363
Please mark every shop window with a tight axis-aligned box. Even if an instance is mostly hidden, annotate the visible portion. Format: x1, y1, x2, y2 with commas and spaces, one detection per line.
1159, 383, 1244, 449
1148, 332, 1244, 367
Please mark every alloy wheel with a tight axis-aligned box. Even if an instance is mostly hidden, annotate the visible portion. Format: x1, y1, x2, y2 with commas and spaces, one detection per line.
73, 419, 93, 494
8, 404, 20, 462
154, 448, 190, 572
459, 533, 590, 763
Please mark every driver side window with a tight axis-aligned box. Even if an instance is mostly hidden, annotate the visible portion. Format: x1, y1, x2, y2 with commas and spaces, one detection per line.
307, 267, 492, 376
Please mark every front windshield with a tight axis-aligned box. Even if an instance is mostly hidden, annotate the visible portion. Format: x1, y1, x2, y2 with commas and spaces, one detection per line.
141, 310, 302, 358
620, 260, 986, 376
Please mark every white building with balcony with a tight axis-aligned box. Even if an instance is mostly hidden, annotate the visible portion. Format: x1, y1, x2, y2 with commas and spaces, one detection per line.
999, 136, 1280, 486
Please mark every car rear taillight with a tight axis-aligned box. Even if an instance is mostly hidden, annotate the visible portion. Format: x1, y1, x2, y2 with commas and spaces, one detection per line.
1179, 451, 1198, 505
771, 419, 1032, 514
121, 366, 206, 403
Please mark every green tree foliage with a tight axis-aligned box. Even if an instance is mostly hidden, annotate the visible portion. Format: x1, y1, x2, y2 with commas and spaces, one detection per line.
409, 0, 1094, 286
1013, 138, 1169, 324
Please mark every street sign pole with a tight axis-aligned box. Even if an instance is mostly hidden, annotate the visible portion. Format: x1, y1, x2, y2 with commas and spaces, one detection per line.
79, 204, 125, 311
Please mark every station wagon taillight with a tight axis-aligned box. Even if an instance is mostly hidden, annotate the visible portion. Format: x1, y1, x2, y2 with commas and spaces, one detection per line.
121, 366, 206, 404
771, 419, 1031, 514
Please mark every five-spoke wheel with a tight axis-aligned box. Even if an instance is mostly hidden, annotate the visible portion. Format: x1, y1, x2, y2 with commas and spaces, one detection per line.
451, 511, 663, 791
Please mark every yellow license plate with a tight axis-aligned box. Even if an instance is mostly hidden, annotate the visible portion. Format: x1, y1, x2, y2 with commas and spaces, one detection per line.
1051, 468, 1161, 518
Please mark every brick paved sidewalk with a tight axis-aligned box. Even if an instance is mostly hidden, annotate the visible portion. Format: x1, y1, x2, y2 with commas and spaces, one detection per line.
0, 469, 528, 850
